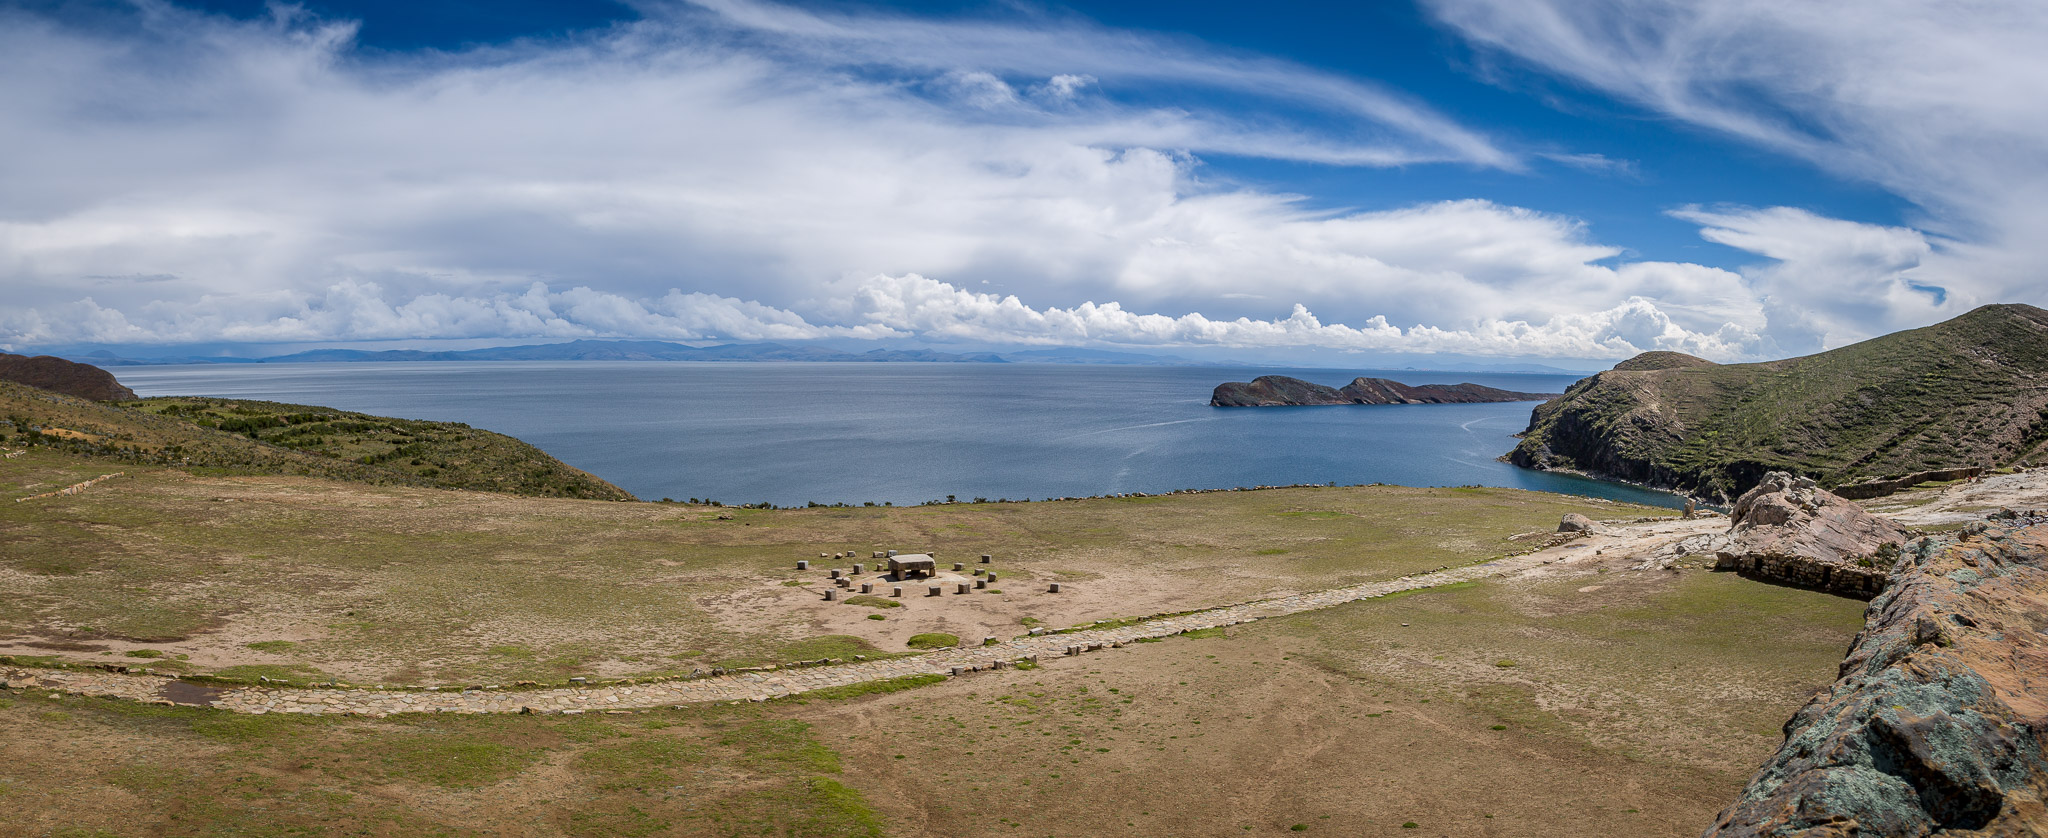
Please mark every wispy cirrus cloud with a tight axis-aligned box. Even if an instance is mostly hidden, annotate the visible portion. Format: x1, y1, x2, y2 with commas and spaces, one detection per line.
1427, 0, 2048, 337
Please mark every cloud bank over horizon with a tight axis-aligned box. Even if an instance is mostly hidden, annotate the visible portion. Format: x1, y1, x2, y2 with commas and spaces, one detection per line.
2, 0, 2041, 362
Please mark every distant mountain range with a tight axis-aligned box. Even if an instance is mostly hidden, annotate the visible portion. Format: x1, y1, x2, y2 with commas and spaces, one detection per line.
55, 340, 1592, 374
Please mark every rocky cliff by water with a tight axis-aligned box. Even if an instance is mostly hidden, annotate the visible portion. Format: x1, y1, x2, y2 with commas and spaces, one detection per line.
1511, 304, 2048, 502
1210, 375, 1557, 407
0, 353, 136, 401
1704, 518, 2048, 836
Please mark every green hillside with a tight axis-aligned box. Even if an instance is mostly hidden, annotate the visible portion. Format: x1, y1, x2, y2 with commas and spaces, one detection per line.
0, 381, 633, 500
1510, 303, 2048, 500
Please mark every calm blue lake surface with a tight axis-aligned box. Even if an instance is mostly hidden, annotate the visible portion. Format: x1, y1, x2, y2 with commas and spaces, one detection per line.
114, 362, 1678, 508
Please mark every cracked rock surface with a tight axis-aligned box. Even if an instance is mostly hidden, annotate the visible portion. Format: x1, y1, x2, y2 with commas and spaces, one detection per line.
1712, 471, 1913, 598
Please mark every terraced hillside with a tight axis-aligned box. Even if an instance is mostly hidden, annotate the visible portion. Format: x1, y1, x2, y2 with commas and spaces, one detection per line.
1511, 303, 2048, 500
0, 381, 632, 500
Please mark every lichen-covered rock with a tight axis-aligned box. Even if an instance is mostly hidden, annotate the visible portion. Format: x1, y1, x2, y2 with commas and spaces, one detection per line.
1703, 522, 2048, 836
1713, 472, 1911, 598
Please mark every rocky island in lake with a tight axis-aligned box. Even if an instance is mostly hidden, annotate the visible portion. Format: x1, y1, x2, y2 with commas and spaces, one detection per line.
1210, 374, 1559, 407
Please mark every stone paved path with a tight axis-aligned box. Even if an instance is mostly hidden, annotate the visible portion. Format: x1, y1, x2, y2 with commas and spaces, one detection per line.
3, 550, 1581, 717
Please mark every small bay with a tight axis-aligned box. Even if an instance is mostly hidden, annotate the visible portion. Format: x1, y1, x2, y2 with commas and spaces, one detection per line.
114, 361, 1679, 508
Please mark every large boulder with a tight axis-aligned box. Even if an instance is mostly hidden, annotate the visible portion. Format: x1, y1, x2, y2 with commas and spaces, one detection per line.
1703, 521, 2048, 836
0, 354, 136, 401
1712, 472, 1911, 598
1557, 513, 1606, 534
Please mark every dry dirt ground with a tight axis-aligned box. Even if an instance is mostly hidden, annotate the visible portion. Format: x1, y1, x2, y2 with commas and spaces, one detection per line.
13, 453, 2027, 836
0, 448, 1659, 685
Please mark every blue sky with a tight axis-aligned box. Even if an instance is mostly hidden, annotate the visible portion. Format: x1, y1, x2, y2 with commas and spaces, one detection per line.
3, 0, 2041, 364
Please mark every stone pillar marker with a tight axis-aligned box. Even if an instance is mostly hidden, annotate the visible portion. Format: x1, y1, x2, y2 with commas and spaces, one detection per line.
987, 572, 997, 583
892, 586, 903, 597
823, 589, 837, 601
830, 568, 842, 579
852, 563, 863, 575
953, 562, 965, 571
957, 582, 971, 595
797, 560, 810, 570
981, 554, 992, 563
928, 585, 942, 597
975, 579, 986, 589
1049, 582, 1062, 593
861, 582, 874, 594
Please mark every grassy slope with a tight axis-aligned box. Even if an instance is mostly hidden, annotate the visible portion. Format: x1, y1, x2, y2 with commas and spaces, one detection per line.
0, 381, 632, 501
1513, 303, 2048, 499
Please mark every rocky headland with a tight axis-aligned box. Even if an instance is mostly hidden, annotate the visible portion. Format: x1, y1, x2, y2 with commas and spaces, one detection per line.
1210, 375, 1557, 407
1510, 303, 2048, 502
0, 353, 136, 401
1705, 517, 2048, 836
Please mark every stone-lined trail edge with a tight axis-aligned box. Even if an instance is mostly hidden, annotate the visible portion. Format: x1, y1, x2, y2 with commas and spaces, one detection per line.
5, 548, 1592, 716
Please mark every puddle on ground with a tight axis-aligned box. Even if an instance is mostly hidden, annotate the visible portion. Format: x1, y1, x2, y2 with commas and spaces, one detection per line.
158, 680, 227, 706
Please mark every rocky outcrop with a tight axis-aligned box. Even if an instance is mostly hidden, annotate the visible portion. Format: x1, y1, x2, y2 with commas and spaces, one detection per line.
1709, 472, 1912, 598
0, 354, 136, 401
1209, 375, 1557, 407
1704, 520, 2048, 836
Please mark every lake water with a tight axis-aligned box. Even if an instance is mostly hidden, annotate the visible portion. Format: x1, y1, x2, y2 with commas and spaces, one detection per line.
114, 362, 1678, 508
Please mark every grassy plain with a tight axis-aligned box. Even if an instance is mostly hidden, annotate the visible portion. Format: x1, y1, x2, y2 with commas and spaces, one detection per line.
0, 437, 1876, 836
0, 550, 1864, 837
1, 445, 1656, 685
